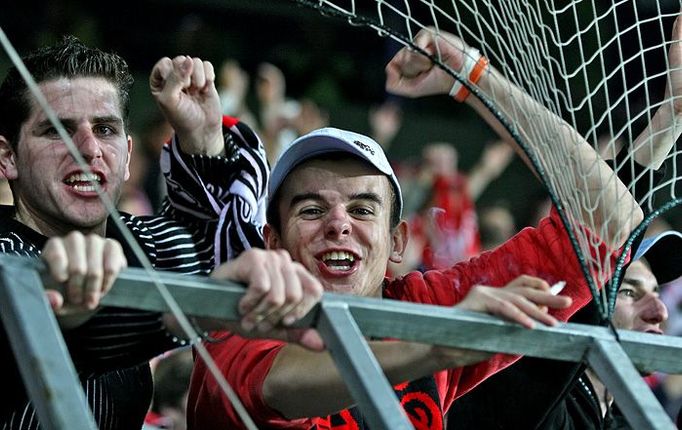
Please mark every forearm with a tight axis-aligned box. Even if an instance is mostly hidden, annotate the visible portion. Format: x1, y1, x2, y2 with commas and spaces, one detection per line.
160, 118, 268, 254
467, 66, 642, 248
467, 161, 504, 201
263, 341, 489, 419
631, 97, 681, 169
176, 127, 224, 156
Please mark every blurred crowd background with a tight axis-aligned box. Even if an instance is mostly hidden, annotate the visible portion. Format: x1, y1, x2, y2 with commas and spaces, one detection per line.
2, 0, 680, 229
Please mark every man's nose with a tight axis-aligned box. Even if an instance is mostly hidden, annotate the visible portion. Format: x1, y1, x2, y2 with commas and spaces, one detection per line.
73, 128, 103, 160
325, 206, 352, 239
640, 293, 669, 325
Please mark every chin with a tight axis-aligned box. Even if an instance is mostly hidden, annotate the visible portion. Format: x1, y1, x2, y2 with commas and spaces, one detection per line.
323, 282, 356, 295
67, 212, 108, 229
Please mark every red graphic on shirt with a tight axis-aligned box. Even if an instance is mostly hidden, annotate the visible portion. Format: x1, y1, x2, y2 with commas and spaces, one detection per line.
312, 377, 442, 429
394, 381, 410, 391
401, 392, 443, 430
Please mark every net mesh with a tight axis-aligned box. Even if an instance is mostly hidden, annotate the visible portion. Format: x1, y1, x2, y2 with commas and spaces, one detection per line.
293, 0, 682, 318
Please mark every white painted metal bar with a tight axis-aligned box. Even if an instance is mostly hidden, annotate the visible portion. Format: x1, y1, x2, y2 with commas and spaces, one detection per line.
587, 337, 676, 429
0, 259, 97, 430
317, 301, 413, 429
2, 254, 681, 429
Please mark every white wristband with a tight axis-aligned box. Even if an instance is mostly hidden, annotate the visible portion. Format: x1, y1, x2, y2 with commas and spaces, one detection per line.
449, 47, 481, 97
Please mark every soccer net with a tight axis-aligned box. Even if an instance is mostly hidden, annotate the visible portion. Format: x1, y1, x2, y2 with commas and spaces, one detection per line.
293, 0, 682, 319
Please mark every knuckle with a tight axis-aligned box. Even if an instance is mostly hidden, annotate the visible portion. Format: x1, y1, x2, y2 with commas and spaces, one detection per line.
85, 269, 103, 283
103, 265, 118, 278
274, 249, 292, 261
285, 287, 303, 303
69, 262, 87, 277
66, 230, 81, 239
311, 283, 323, 298
41, 243, 58, 259
249, 282, 269, 295
265, 293, 285, 308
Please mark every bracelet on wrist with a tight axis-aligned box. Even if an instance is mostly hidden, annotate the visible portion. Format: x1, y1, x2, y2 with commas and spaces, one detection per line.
449, 47, 490, 102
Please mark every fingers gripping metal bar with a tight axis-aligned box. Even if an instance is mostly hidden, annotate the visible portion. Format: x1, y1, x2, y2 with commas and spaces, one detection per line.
0, 257, 97, 430
317, 301, 414, 429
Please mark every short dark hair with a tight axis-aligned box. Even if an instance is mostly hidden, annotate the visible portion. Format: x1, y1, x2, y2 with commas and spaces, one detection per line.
152, 350, 193, 412
266, 153, 401, 234
0, 35, 134, 148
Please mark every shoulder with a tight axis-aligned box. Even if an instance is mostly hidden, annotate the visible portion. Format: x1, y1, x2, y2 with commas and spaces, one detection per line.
0, 231, 41, 256
0, 208, 44, 256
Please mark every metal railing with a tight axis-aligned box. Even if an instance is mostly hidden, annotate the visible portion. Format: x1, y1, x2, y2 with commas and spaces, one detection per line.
1, 254, 680, 429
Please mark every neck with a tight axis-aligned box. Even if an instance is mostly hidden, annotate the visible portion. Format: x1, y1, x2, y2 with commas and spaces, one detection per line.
585, 369, 613, 416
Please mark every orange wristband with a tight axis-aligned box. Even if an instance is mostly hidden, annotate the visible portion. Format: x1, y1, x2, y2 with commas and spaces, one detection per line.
454, 55, 489, 102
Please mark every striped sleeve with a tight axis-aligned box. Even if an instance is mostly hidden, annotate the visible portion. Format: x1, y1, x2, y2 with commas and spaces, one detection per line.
215, 119, 268, 263
160, 116, 268, 264
0, 234, 41, 257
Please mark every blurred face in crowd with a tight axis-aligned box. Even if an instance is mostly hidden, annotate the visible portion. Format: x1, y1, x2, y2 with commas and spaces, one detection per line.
613, 260, 668, 333
0, 77, 132, 236
266, 158, 407, 297
422, 143, 457, 177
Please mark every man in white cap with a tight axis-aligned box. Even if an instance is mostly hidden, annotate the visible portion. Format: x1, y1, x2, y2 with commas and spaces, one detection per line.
185, 26, 666, 429
187, 128, 646, 430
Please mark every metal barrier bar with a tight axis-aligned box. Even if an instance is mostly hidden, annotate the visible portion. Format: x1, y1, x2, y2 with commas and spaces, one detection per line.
317, 302, 413, 429
0, 259, 97, 430
588, 337, 676, 429
2, 254, 681, 429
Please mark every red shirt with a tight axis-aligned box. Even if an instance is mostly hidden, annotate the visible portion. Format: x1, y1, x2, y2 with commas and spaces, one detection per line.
187, 208, 616, 429
412, 173, 480, 269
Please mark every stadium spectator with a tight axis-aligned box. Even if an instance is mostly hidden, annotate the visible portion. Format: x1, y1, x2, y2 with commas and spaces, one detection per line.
187, 28, 644, 429
0, 37, 321, 429
447, 231, 681, 429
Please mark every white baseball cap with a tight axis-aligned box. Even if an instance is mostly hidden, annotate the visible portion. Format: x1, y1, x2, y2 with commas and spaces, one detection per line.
269, 127, 403, 219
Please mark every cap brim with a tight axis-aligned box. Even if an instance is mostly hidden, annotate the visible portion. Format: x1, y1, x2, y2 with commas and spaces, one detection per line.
634, 230, 682, 284
270, 135, 389, 197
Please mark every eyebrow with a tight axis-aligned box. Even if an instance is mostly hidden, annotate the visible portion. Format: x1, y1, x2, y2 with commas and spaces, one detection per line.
622, 277, 643, 288
289, 191, 384, 207
621, 278, 660, 294
350, 192, 384, 206
290, 192, 323, 207
35, 115, 123, 130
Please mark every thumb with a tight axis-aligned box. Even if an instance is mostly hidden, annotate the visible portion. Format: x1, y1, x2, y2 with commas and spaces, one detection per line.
45, 290, 64, 312
149, 57, 172, 95
150, 56, 192, 104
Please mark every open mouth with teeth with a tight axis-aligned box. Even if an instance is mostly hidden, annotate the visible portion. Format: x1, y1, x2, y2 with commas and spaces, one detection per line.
63, 172, 103, 193
321, 251, 357, 272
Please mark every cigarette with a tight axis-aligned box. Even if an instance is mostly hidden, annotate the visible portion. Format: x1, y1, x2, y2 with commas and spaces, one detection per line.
550, 281, 566, 295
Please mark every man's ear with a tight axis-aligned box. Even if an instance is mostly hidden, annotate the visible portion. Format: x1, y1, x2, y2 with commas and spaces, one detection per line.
389, 220, 409, 264
263, 223, 281, 250
0, 136, 18, 180
123, 135, 133, 181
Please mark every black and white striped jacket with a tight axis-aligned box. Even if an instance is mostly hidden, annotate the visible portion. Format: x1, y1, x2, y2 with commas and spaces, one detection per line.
0, 117, 268, 430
